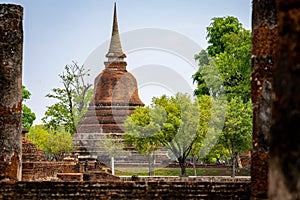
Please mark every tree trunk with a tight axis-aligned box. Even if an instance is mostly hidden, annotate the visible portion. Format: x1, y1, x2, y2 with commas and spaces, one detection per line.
192, 154, 197, 176
178, 156, 187, 177
148, 151, 155, 176
231, 140, 236, 178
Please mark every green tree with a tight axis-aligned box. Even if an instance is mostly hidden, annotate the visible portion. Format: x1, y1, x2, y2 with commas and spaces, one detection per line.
27, 125, 73, 161
27, 125, 49, 150
193, 50, 210, 96
214, 29, 251, 102
42, 61, 92, 133
194, 17, 251, 102
206, 16, 243, 57
196, 96, 227, 162
220, 97, 252, 177
154, 94, 201, 176
124, 93, 225, 176
194, 59, 224, 98
97, 134, 128, 175
189, 95, 216, 175
22, 85, 36, 130
124, 106, 164, 176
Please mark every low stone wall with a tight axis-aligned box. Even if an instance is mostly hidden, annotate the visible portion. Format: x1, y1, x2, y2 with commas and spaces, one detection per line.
22, 162, 79, 181
0, 180, 250, 199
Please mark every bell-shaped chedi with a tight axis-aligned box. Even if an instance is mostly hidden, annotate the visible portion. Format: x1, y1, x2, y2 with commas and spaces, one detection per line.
74, 4, 169, 165
76, 3, 143, 136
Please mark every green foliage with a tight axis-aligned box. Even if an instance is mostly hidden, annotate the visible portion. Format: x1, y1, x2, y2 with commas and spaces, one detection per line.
98, 134, 128, 159
214, 30, 251, 102
221, 97, 252, 153
27, 125, 49, 150
194, 59, 224, 98
124, 105, 168, 176
220, 97, 252, 177
22, 85, 36, 130
194, 16, 251, 102
124, 106, 163, 155
22, 105, 36, 130
42, 61, 92, 133
22, 85, 31, 100
189, 95, 212, 159
153, 94, 200, 165
43, 103, 71, 132
194, 49, 209, 66
197, 96, 227, 160
206, 16, 243, 57
193, 50, 210, 96
27, 125, 73, 161
124, 93, 222, 176
47, 130, 74, 161
197, 97, 252, 173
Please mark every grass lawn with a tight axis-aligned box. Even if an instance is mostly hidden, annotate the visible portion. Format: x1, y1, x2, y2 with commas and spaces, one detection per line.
115, 167, 250, 176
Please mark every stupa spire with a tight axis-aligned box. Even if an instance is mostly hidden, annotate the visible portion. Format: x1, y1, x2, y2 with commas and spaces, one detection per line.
106, 2, 126, 61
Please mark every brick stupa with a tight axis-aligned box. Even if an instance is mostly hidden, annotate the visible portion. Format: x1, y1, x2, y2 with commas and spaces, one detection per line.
74, 3, 144, 161
77, 4, 143, 134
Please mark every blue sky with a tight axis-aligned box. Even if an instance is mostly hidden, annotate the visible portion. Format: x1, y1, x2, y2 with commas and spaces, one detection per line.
2, 1, 251, 124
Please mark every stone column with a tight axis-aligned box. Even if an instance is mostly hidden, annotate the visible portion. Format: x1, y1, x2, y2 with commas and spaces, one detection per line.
251, 0, 278, 199
0, 4, 23, 181
269, 0, 300, 199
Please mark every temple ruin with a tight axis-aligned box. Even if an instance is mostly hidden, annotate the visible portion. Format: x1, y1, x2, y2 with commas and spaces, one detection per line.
1, 1, 300, 199
73, 3, 144, 162
76, 3, 144, 135
73, 4, 169, 166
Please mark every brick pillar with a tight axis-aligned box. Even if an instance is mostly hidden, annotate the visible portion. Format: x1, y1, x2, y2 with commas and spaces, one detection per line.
269, 0, 300, 199
0, 4, 23, 181
251, 0, 278, 199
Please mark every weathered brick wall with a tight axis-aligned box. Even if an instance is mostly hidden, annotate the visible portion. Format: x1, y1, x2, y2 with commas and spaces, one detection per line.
269, 0, 300, 199
251, 0, 277, 199
22, 162, 79, 181
22, 137, 46, 162
0, 181, 251, 200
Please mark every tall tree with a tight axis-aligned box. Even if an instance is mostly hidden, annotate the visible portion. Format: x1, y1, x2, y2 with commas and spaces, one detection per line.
220, 97, 252, 177
154, 94, 200, 176
124, 93, 224, 176
22, 85, 36, 130
42, 61, 92, 133
124, 106, 164, 176
206, 16, 243, 57
189, 95, 221, 175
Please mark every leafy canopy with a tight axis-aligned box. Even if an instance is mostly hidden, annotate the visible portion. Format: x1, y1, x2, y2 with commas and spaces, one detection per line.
194, 16, 251, 102
27, 125, 73, 161
124, 93, 224, 176
42, 61, 92, 133
206, 16, 243, 57
22, 85, 36, 130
